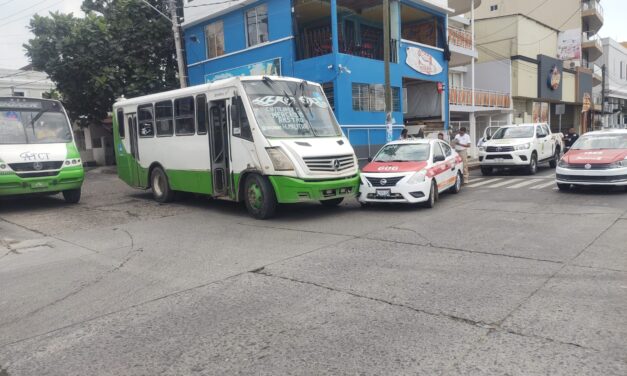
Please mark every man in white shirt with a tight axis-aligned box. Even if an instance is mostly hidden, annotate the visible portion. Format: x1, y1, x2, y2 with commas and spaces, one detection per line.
453, 127, 471, 184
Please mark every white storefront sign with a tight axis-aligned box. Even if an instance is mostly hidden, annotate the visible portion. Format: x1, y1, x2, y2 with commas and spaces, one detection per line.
405, 46, 443, 76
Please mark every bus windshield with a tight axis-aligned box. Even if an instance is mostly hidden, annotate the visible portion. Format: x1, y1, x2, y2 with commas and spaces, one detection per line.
0, 100, 72, 144
242, 79, 342, 138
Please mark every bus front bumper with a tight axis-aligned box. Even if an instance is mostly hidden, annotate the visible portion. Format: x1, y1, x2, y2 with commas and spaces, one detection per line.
0, 168, 84, 196
268, 175, 360, 204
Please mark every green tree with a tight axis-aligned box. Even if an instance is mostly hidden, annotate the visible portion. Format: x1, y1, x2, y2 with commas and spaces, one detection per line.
25, 0, 180, 124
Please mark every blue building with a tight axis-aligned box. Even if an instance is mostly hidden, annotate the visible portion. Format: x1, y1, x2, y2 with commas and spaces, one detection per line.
182, 0, 475, 159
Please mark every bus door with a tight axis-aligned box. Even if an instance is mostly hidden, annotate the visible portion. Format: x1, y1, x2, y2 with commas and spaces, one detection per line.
126, 113, 141, 187
209, 100, 230, 197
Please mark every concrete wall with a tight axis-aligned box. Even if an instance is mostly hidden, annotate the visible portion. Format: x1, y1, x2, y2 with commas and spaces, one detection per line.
471, 0, 581, 32
562, 71, 576, 103
462, 59, 511, 93
474, 16, 517, 63
511, 60, 537, 98
516, 16, 558, 59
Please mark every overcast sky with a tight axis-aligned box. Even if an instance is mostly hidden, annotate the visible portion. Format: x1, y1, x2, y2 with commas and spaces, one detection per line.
0, 0, 626, 70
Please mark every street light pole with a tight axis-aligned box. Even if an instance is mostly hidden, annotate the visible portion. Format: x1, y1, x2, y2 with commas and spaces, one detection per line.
383, 0, 393, 142
168, 0, 187, 88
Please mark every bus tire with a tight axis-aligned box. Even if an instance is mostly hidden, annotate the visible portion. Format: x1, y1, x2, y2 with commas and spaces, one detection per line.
244, 174, 277, 219
62, 188, 81, 204
320, 197, 344, 207
151, 167, 175, 203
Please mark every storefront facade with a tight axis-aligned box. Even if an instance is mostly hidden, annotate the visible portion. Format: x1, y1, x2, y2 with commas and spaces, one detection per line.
182, 0, 452, 160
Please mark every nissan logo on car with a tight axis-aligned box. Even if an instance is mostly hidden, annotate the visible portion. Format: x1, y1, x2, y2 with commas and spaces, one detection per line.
380, 179, 387, 186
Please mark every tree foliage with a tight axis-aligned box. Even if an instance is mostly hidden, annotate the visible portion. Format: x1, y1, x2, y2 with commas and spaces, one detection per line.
25, 0, 180, 124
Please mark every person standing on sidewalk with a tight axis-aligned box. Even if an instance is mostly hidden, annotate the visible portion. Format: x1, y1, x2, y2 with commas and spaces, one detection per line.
453, 127, 471, 184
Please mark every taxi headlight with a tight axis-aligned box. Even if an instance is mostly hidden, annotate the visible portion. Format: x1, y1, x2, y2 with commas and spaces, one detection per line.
407, 170, 426, 184
514, 143, 531, 150
557, 159, 570, 168
608, 161, 625, 169
265, 147, 295, 171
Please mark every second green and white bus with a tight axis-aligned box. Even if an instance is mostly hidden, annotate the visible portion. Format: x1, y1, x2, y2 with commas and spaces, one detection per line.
112, 76, 359, 219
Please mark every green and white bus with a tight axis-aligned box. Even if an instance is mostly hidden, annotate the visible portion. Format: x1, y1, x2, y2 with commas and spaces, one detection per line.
112, 76, 359, 219
0, 97, 84, 203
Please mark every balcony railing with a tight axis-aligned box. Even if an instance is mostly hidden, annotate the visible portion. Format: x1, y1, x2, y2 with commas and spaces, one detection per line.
449, 87, 511, 109
582, 31, 602, 49
448, 26, 472, 50
582, 0, 603, 17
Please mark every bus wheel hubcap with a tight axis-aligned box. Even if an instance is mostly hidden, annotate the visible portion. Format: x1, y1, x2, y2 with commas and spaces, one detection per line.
154, 175, 163, 196
248, 183, 263, 210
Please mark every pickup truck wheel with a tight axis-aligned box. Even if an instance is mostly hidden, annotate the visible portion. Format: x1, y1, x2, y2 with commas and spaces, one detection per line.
526, 153, 538, 175
549, 149, 560, 168
480, 166, 493, 176
557, 183, 570, 191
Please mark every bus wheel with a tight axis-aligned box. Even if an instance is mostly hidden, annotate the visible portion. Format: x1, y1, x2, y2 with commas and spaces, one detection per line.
320, 197, 344, 207
62, 188, 81, 204
151, 167, 175, 203
244, 174, 277, 219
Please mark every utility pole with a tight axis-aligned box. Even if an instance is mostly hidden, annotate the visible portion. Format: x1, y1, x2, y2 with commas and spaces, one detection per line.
383, 0, 393, 142
601, 63, 606, 128
168, 0, 187, 88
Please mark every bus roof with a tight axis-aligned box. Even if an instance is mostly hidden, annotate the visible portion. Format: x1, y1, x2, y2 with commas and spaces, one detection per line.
113, 76, 321, 108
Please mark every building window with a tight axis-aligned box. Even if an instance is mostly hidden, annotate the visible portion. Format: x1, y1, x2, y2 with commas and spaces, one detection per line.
175, 97, 195, 135
155, 100, 174, 136
205, 20, 224, 59
352, 83, 401, 112
246, 4, 268, 47
490, 5, 498, 11
138, 104, 155, 137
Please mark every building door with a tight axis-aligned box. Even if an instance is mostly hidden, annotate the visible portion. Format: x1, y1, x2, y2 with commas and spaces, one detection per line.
126, 113, 141, 187
209, 100, 230, 197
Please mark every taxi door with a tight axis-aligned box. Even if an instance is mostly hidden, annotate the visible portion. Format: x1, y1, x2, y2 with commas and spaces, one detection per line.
432, 142, 454, 191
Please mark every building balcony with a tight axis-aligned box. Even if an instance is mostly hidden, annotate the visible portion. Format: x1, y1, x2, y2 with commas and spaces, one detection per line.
448, 25, 477, 68
582, 0, 604, 35
449, 86, 511, 111
590, 63, 603, 86
582, 31, 603, 61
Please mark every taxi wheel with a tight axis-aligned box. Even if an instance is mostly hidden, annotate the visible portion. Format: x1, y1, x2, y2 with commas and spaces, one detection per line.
423, 181, 437, 208
557, 183, 570, 191
451, 172, 463, 194
549, 149, 560, 168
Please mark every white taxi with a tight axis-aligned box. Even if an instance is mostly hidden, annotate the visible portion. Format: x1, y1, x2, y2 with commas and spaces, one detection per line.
358, 139, 464, 208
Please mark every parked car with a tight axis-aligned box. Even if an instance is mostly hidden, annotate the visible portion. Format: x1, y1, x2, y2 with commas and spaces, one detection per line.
358, 139, 463, 208
478, 123, 564, 175
556, 130, 627, 191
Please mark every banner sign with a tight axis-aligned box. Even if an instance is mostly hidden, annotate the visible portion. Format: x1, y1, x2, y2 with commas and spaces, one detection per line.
205, 58, 281, 83
557, 28, 582, 60
405, 47, 443, 76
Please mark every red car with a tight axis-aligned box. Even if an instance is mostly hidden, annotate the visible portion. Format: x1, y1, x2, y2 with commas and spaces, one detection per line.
556, 130, 627, 190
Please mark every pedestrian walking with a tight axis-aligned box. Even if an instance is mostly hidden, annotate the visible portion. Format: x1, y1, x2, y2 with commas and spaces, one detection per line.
453, 127, 471, 184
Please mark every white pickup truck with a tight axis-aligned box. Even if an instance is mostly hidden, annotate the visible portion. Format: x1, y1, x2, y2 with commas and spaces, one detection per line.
478, 123, 564, 175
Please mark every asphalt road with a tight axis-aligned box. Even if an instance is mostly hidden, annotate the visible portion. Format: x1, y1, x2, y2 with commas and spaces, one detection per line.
1, 166, 626, 375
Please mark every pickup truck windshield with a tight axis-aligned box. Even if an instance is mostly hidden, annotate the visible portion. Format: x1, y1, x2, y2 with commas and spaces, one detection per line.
374, 144, 430, 162
0, 109, 72, 145
491, 126, 534, 139
571, 134, 627, 150
243, 79, 341, 138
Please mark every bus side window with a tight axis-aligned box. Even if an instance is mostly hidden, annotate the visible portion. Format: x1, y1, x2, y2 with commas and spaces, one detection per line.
117, 109, 125, 138
175, 96, 195, 136
137, 104, 155, 137
155, 100, 174, 136
196, 94, 207, 135
231, 96, 253, 141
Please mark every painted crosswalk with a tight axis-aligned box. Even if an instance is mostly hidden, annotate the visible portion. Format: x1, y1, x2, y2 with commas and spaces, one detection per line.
465, 176, 557, 190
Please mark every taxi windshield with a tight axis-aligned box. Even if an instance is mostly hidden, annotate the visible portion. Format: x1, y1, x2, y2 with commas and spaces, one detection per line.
374, 143, 430, 162
491, 126, 534, 139
571, 134, 627, 150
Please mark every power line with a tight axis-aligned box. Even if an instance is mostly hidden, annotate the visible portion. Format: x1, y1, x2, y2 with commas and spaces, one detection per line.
476, 0, 551, 43
0, 0, 17, 7
517, 6, 581, 46
0, 0, 52, 23
0, 0, 65, 29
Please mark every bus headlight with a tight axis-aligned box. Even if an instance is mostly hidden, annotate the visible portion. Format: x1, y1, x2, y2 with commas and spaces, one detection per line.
407, 170, 426, 184
265, 147, 295, 171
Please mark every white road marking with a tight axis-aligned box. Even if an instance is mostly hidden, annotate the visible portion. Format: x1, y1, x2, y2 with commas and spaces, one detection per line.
467, 178, 503, 188
507, 179, 544, 189
487, 178, 523, 188
530, 180, 557, 189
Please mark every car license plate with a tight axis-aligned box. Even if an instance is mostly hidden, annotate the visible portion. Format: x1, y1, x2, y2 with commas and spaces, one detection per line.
30, 181, 48, 189
495, 158, 504, 163
376, 189, 391, 198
